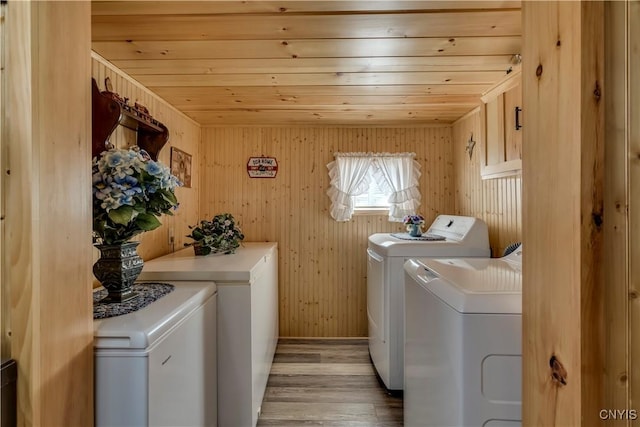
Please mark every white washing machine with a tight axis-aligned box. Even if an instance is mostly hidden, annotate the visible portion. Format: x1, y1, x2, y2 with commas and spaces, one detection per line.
367, 214, 490, 391
403, 246, 523, 427
94, 281, 217, 427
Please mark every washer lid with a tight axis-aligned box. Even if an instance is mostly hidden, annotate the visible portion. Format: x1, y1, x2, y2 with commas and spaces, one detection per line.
406, 254, 522, 314
368, 215, 490, 257
368, 233, 490, 258
93, 281, 216, 350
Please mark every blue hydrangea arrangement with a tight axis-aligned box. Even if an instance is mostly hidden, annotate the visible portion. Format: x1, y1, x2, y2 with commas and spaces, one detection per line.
92, 147, 181, 244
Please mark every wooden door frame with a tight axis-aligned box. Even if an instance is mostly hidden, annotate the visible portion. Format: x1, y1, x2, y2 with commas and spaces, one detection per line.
0, 0, 6, 360
522, 1, 605, 424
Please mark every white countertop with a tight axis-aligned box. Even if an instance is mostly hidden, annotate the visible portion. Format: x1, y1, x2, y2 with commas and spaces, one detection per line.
138, 242, 278, 283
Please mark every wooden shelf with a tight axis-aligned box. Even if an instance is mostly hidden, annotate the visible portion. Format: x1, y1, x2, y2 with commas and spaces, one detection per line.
118, 109, 164, 134
91, 78, 169, 160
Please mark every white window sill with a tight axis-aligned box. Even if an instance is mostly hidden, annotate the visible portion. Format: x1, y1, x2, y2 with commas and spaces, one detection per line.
353, 208, 389, 216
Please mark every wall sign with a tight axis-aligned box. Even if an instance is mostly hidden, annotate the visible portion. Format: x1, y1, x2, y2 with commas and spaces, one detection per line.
247, 156, 278, 178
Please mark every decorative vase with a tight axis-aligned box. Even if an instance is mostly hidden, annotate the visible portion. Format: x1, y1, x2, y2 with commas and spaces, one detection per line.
93, 241, 143, 303
408, 223, 423, 237
193, 243, 212, 256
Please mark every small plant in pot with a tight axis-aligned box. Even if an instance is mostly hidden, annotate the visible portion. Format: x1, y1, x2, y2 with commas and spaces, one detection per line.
186, 213, 245, 255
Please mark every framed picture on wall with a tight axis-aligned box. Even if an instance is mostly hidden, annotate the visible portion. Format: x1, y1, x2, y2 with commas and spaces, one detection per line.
170, 147, 192, 188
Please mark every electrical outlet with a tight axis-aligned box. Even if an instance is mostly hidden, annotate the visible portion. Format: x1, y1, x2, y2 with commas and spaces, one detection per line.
168, 227, 175, 247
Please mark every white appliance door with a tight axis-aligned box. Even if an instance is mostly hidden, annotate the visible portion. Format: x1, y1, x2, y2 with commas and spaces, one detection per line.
148, 293, 217, 426
367, 248, 385, 344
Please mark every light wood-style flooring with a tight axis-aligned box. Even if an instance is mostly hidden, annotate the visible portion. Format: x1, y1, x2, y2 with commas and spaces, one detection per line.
257, 339, 403, 426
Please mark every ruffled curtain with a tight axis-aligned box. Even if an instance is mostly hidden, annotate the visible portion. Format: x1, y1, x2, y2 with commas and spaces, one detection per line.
326, 154, 372, 221
370, 153, 422, 222
327, 152, 421, 222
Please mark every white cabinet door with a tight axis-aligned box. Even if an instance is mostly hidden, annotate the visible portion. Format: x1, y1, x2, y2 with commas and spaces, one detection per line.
148, 295, 217, 427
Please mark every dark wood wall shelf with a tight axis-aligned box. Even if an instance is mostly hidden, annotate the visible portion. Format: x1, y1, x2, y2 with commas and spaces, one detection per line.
91, 78, 169, 161
118, 110, 164, 134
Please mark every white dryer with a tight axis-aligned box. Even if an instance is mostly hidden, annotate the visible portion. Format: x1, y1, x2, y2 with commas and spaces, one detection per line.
403, 246, 522, 427
367, 215, 490, 391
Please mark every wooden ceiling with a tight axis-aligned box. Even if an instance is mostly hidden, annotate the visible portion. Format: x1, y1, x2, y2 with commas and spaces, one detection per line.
91, 1, 522, 126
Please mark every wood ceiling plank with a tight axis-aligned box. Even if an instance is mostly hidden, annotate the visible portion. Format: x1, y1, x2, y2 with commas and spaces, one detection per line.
179, 102, 479, 112
151, 84, 491, 97
92, 36, 522, 60
183, 109, 467, 126
92, 11, 521, 41
162, 94, 482, 110
179, 104, 480, 113
111, 56, 515, 75
133, 71, 507, 87
92, 1, 521, 16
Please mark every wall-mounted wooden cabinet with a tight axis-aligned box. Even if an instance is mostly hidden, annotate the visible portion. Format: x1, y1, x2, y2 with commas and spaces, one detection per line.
480, 68, 522, 179
91, 78, 169, 160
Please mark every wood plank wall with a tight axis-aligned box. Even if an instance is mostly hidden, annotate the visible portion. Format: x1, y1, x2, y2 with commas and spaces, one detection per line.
627, 0, 640, 419
522, 1, 604, 425
452, 108, 522, 257
91, 53, 201, 261
604, 1, 631, 422
200, 127, 453, 337
5, 2, 93, 425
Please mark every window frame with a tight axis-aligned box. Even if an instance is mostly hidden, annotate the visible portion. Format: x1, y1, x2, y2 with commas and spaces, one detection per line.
352, 170, 391, 214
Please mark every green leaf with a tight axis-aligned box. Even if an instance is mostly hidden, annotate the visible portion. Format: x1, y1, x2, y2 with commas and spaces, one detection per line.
134, 212, 162, 231
93, 219, 106, 240
158, 189, 178, 205
108, 205, 135, 225
132, 203, 146, 213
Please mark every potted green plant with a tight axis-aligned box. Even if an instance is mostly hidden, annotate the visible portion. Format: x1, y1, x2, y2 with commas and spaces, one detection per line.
185, 219, 216, 256
186, 213, 245, 255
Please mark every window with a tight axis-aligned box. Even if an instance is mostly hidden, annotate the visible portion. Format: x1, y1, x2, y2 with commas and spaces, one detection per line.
353, 170, 391, 211
327, 152, 421, 222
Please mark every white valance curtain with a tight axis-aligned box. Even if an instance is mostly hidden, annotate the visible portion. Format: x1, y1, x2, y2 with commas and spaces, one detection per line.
327, 152, 421, 222
371, 154, 422, 221
326, 154, 372, 221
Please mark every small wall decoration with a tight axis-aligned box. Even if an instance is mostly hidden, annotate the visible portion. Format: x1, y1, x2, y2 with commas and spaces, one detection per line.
247, 156, 278, 178
170, 147, 192, 188
465, 133, 476, 160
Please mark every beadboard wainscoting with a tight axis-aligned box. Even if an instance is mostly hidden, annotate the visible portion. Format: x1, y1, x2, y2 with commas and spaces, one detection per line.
452, 108, 522, 257
91, 53, 202, 261
201, 127, 454, 337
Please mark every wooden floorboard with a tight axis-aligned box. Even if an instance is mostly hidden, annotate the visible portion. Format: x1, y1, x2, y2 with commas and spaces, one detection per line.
258, 339, 403, 426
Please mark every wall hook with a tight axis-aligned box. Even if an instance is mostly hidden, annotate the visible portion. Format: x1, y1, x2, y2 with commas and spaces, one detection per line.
465, 133, 476, 160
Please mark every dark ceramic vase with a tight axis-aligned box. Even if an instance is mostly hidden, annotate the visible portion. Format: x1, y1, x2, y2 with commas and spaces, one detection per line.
93, 241, 143, 303
193, 242, 212, 256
